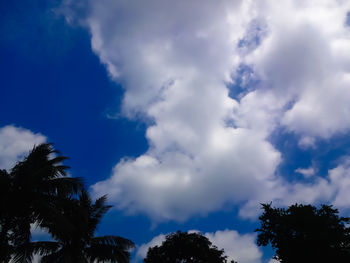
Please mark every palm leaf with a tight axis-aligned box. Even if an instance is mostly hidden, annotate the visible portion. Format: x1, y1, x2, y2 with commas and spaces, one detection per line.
86, 236, 134, 263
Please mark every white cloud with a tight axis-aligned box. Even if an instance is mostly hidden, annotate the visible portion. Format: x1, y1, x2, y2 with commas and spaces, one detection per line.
328, 158, 350, 209
62, 0, 350, 221
134, 230, 262, 263
205, 230, 262, 263
0, 125, 46, 170
298, 136, 316, 149
295, 167, 315, 178
93, 128, 281, 221
244, 0, 350, 140
83, 0, 285, 222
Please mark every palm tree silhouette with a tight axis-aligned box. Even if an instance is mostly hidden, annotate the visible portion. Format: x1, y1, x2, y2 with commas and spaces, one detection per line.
31, 190, 134, 263
0, 143, 83, 262
0, 168, 13, 261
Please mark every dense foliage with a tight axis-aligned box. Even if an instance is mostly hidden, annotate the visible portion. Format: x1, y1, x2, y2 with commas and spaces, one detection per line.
256, 203, 350, 263
0, 143, 134, 263
144, 231, 236, 263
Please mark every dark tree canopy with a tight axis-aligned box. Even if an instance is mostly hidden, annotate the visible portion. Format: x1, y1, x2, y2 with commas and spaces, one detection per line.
144, 231, 236, 263
256, 203, 350, 263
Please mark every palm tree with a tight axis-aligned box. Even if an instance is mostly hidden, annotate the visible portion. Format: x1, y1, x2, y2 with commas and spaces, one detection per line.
31, 190, 134, 263
0, 169, 14, 262
0, 143, 83, 262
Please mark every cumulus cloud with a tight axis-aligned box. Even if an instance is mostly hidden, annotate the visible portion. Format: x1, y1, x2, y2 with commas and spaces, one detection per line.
82, 0, 285, 221
93, 128, 281, 221
327, 158, 350, 209
62, 0, 350, 221
205, 230, 262, 263
0, 125, 46, 170
134, 230, 262, 263
243, 0, 350, 140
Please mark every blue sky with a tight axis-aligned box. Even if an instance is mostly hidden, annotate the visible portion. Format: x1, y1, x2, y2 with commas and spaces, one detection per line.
2, 0, 350, 262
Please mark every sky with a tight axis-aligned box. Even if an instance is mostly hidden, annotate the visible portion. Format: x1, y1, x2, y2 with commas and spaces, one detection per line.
2, 0, 350, 262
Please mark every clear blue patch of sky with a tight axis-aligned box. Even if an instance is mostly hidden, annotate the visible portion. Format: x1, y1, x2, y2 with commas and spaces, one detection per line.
0, 0, 148, 188
227, 64, 260, 101
270, 127, 350, 184
1, 0, 154, 250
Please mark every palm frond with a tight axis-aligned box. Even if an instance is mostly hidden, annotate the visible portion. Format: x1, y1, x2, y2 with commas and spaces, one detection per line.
90, 195, 112, 230
12, 241, 60, 261
11, 143, 69, 181
11, 244, 34, 263
36, 198, 79, 242
39, 177, 84, 196
86, 236, 135, 263
40, 250, 63, 263
91, 236, 135, 249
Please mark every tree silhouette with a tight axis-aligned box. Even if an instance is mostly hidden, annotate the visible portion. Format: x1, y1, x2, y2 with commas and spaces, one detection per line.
0, 143, 134, 262
31, 190, 134, 263
256, 203, 350, 263
0, 169, 13, 261
0, 143, 83, 262
144, 231, 236, 263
